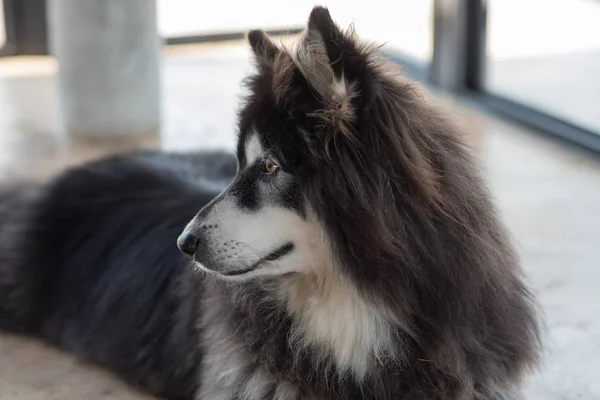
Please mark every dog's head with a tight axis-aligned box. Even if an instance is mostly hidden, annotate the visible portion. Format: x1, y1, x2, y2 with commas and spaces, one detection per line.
177, 6, 439, 282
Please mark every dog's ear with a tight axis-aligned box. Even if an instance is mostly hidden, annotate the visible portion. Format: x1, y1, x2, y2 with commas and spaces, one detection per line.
294, 6, 358, 138
306, 6, 345, 63
247, 29, 279, 63
296, 7, 346, 98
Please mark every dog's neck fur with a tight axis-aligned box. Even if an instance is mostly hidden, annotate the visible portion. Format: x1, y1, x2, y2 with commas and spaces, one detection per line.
279, 270, 397, 380
216, 255, 399, 385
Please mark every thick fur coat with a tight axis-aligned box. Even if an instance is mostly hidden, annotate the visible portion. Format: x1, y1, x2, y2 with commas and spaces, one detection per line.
0, 7, 540, 400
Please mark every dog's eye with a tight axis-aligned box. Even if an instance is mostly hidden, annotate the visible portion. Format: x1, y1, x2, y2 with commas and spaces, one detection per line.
263, 159, 279, 174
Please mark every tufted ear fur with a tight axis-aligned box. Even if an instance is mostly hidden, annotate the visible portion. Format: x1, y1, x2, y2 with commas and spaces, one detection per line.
293, 6, 358, 139
247, 29, 279, 63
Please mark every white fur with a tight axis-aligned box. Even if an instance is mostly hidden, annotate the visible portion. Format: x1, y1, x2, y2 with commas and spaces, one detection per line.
244, 134, 263, 165
284, 274, 395, 380
280, 211, 396, 380
333, 72, 348, 99
195, 200, 322, 280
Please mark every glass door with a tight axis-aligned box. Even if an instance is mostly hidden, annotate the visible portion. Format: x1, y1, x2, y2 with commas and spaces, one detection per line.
486, 0, 600, 134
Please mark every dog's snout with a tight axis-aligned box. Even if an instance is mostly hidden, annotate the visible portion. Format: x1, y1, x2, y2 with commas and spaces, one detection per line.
177, 232, 199, 258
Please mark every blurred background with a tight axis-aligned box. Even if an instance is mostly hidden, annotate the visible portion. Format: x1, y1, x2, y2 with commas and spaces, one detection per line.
0, 0, 598, 399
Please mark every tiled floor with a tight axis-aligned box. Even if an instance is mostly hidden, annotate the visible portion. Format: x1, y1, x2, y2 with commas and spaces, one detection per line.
0, 41, 599, 399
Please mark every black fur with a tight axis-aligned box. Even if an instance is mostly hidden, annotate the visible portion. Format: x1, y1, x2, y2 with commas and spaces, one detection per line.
0, 150, 236, 399
0, 6, 541, 400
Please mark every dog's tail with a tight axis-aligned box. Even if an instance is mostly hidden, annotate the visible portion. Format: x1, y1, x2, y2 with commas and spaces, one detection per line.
0, 183, 43, 334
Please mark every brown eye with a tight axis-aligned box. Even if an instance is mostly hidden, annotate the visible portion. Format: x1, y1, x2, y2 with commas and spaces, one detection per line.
264, 159, 279, 174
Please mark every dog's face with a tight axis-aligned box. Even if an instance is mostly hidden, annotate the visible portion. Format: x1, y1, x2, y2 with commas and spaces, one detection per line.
177, 129, 326, 279
177, 6, 399, 281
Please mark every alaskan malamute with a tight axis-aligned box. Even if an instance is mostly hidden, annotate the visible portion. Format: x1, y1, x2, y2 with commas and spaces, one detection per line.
0, 7, 541, 399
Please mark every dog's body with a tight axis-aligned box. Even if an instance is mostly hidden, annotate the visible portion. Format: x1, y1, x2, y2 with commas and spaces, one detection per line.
0, 151, 236, 399
0, 7, 540, 400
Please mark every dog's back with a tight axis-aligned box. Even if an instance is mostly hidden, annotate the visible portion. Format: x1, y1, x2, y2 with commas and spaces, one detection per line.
0, 182, 42, 333
0, 150, 236, 399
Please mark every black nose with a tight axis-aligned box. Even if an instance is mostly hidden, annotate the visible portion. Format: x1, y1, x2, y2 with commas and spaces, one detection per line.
177, 232, 198, 258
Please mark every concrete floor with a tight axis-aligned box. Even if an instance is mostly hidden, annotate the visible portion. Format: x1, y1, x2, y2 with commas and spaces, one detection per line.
0, 41, 599, 399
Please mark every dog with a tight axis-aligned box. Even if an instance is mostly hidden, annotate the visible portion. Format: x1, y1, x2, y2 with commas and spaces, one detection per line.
0, 6, 541, 400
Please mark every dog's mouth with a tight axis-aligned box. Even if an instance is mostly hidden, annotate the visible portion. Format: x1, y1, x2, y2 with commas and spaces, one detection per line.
221, 242, 294, 276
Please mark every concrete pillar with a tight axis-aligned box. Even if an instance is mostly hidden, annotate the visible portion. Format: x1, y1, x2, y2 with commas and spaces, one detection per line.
48, 0, 161, 140
429, 0, 487, 92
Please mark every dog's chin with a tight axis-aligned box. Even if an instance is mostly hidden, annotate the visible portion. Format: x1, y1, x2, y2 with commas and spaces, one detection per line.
191, 242, 296, 282
191, 260, 292, 282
